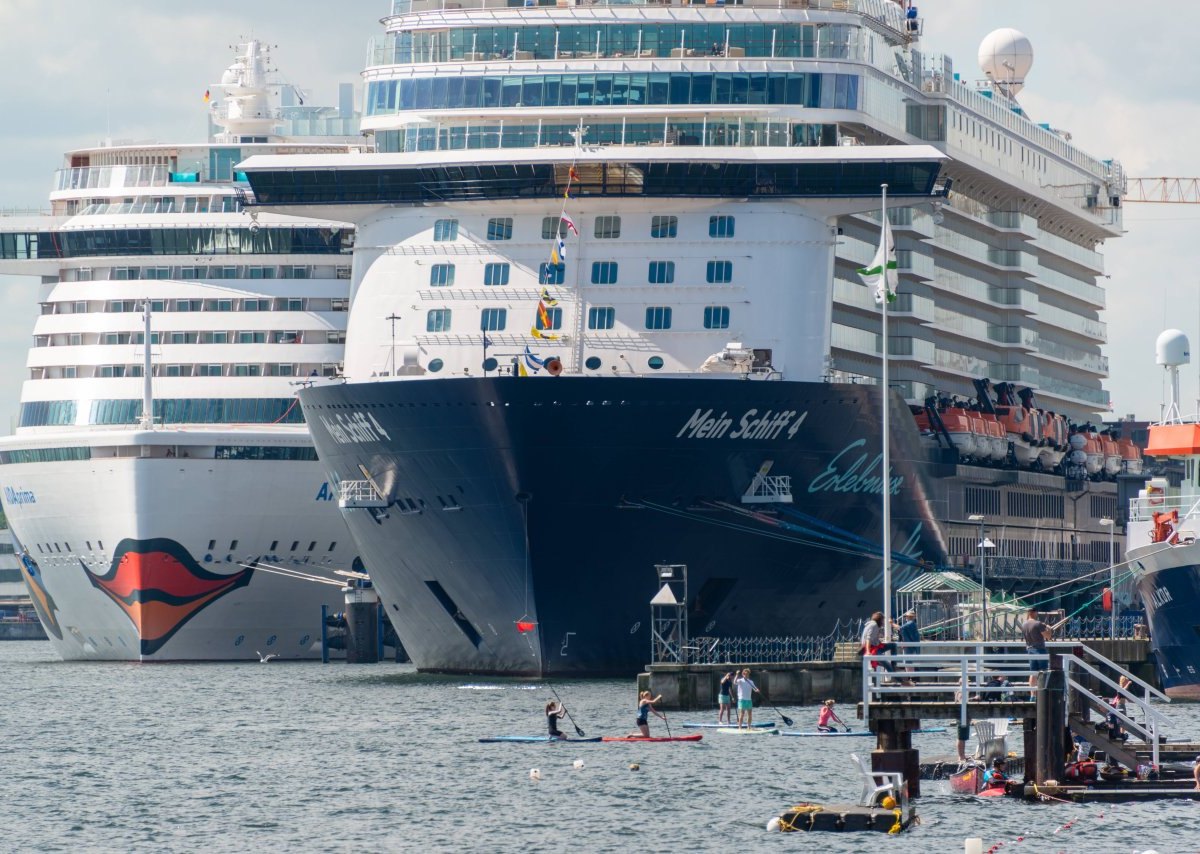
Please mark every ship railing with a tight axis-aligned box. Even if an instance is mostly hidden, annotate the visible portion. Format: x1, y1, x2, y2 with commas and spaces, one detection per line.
1129, 494, 1200, 523
863, 640, 1170, 765
338, 479, 388, 509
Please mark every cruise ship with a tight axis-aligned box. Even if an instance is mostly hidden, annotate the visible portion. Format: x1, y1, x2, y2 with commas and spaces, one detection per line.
240, 2, 1131, 675
0, 41, 364, 660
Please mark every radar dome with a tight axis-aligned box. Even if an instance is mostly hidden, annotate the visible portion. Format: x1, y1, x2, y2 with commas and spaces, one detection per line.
1156, 329, 1190, 366
978, 28, 1033, 97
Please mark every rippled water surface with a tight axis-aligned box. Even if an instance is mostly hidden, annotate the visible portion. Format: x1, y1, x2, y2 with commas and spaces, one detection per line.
2, 642, 1198, 853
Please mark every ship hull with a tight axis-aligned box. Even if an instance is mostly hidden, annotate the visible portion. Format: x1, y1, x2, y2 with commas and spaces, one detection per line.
1128, 542, 1200, 699
1, 454, 350, 661
300, 375, 955, 676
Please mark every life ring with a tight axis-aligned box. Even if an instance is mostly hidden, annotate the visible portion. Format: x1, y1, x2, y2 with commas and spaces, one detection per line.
545, 358, 564, 376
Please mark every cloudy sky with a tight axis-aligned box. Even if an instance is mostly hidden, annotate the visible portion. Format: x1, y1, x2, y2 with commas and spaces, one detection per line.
0, 1, 1195, 433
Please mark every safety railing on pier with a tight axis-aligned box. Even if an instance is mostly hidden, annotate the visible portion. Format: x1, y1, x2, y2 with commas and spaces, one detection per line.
678, 619, 863, 665
862, 640, 1170, 767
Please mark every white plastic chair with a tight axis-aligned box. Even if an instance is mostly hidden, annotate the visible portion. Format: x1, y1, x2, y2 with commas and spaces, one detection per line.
849, 752, 904, 808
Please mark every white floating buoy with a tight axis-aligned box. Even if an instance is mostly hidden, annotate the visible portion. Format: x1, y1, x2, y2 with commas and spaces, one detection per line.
629, 763, 640, 771
572, 759, 584, 770
766, 817, 782, 833
529, 768, 541, 781
964, 839, 983, 854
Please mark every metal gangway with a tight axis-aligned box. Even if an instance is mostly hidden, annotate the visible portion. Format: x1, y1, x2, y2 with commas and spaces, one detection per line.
862, 640, 1171, 768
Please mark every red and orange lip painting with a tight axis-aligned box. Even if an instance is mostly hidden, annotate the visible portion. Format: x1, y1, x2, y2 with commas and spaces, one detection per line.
83, 539, 254, 656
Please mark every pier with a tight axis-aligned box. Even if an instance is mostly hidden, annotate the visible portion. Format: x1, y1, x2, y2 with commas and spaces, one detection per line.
0, 620, 47, 641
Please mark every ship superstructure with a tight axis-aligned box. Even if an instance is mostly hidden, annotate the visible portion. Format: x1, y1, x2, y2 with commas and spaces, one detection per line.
0, 41, 365, 660
237, 2, 1132, 674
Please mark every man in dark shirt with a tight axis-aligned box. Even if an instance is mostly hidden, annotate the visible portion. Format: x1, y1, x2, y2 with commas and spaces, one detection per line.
1021, 608, 1051, 690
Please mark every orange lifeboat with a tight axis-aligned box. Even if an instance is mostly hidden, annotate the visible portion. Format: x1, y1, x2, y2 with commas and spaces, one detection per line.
1083, 430, 1104, 477
1100, 433, 1122, 478
980, 413, 1006, 462
967, 411, 990, 461
1037, 412, 1067, 471
1117, 436, 1143, 476
995, 405, 1038, 466
941, 406, 978, 458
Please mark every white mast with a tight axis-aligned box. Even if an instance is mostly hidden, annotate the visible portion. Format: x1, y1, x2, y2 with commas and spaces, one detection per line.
880, 184, 892, 641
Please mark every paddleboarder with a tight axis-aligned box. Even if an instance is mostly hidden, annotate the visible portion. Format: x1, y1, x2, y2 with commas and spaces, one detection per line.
734, 668, 759, 729
816, 699, 846, 732
633, 690, 666, 737
546, 700, 569, 739
717, 672, 735, 725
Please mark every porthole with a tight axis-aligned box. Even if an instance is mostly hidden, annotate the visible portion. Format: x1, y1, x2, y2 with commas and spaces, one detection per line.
585, 356, 602, 370
428, 358, 444, 373
482, 357, 498, 372
647, 356, 664, 370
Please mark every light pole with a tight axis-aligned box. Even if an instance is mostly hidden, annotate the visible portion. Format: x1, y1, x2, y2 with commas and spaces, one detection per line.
386, 313, 402, 376
1100, 517, 1115, 638
968, 514, 995, 642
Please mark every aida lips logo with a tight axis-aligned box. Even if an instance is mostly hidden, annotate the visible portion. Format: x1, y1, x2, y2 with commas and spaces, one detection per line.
83, 538, 254, 656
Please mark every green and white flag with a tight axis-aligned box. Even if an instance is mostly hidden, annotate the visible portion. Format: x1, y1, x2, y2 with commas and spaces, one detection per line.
857, 214, 898, 305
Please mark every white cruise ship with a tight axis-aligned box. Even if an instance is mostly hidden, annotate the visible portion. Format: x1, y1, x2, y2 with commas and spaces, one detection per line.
234, 3, 1132, 675
0, 41, 364, 660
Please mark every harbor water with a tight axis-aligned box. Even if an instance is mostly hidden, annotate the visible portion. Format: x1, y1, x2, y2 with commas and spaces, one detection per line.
3, 642, 1197, 853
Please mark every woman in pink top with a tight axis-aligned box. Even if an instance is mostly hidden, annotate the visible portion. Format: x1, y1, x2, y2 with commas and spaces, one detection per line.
817, 699, 846, 732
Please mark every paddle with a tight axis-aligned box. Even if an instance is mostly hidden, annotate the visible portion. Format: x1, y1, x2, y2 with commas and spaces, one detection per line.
547, 683, 585, 737
758, 690, 794, 728
663, 710, 672, 738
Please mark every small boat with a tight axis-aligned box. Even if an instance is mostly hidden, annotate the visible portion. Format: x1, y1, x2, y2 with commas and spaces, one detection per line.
780, 727, 947, 738
477, 736, 603, 743
681, 721, 776, 729
716, 726, 779, 735
977, 785, 1008, 798
600, 734, 704, 742
949, 762, 982, 794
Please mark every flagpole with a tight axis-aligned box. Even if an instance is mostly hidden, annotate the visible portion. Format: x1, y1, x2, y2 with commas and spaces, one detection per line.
880, 183, 892, 643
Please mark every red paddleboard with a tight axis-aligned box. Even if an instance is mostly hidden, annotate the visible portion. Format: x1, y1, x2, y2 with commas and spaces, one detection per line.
601, 734, 703, 742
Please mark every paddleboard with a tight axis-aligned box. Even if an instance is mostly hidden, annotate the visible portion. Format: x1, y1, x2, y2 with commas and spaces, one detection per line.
600, 734, 704, 743
780, 727, 947, 737
978, 787, 1007, 798
478, 736, 603, 743
681, 721, 776, 729
716, 727, 779, 735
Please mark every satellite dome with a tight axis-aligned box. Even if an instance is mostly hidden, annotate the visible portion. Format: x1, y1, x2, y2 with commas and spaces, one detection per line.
1156, 329, 1190, 367
978, 28, 1033, 97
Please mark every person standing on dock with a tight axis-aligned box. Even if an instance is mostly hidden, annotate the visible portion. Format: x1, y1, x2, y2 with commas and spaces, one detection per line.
1021, 608, 1052, 691
861, 611, 895, 672
895, 609, 921, 683
717, 671, 735, 725
734, 668, 759, 728
546, 700, 568, 739
1193, 755, 1200, 790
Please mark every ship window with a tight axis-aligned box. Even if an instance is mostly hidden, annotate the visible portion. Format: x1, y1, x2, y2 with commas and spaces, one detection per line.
480, 308, 507, 331
486, 217, 513, 241
709, 215, 735, 238
328, 542, 336, 551
588, 307, 615, 330
535, 307, 563, 331
594, 216, 621, 239
651, 215, 678, 238
98, 540, 103, 550
291, 541, 299, 551
270, 540, 278, 551
86, 541, 92, 550
645, 307, 673, 330
585, 356, 602, 370
428, 358, 444, 372
426, 309, 452, 332
539, 263, 565, 285
230, 540, 238, 550
703, 306, 731, 329
429, 263, 455, 287
706, 260, 733, 284
483, 263, 510, 286
541, 216, 568, 239
208, 540, 216, 550
433, 219, 459, 241
648, 356, 665, 370
591, 262, 618, 285
308, 541, 316, 552
65, 542, 71, 552
648, 261, 675, 284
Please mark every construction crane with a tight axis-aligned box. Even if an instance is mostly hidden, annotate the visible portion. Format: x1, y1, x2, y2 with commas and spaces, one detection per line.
1125, 179, 1200, 204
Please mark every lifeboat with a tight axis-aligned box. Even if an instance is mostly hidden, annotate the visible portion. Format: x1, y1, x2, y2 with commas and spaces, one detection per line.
1100, 432, 1122, 478
1082, 429, 1105, 477
980, 413, 1007, 462
1117, 436, 1143, 476
1037, 412, 1068, 471
994, 405, 1039, 466
966, 410, 991, 461
941, 406, 978, 459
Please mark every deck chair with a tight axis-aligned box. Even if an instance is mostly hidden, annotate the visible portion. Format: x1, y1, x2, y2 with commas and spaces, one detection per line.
973, 718, 1009, 763
849, 752, 904, 808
